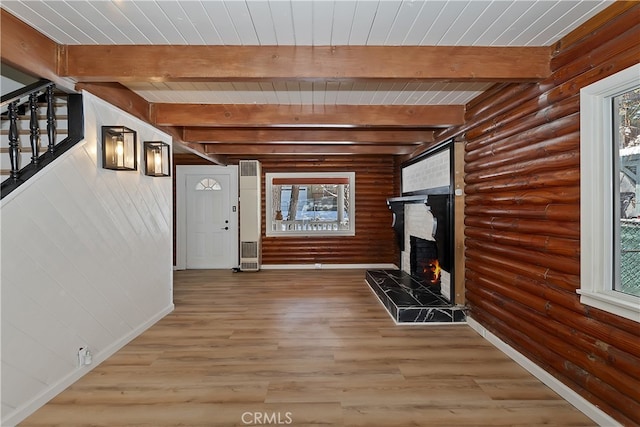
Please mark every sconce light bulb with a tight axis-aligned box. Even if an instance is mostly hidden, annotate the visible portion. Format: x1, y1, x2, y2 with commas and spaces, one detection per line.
115, 139, 124, 156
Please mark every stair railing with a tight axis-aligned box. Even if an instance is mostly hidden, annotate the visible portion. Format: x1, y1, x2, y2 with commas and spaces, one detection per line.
1, 80, 84, 199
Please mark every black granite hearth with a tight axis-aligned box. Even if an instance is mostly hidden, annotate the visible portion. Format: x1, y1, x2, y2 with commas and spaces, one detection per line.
366, 269, 466, 324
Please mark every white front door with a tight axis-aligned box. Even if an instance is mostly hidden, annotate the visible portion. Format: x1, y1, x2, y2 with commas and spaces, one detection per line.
177, 166, 238, 269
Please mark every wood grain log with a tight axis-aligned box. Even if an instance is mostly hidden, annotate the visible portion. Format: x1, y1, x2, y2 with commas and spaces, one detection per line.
546, 46, 640, 108
465, 187, 579, 207
552, 4, 640, 69
465, 203, 578, 222
464, 238, 579, 276
422, 82, 536, 157
465, 151, 579, 185
465, 132, 578, 174
468, 270, 640, 361
465, 256, 583, 311
257, 155, 398, 265
465, 94, 579, 145
465, 269, 640, 383
464, 226, 578, 258
464, 216, 579, 240
468, 304, 617, 419
585, 304, 640, 340
558, 2, 638, 50
465, 247, 579, 291
468, 285, 640, 401
466, 18, 637, 145
463, 40, 636, 153
464, 113, 579, 164
459, 9, 640, 426
464, 168, 579, 194
467, 291, 640, 427
465, 83, 517, 116
465, 38, 639, 149
434, 80, 556, 147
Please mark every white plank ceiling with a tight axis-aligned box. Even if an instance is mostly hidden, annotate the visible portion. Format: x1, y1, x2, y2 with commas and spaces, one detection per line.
1, 0, 613, 107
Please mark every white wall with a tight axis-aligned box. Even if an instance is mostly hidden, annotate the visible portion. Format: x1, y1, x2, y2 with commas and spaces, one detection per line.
0, 91, 174, 426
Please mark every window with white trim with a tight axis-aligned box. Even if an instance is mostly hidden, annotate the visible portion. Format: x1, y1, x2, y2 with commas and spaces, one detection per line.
265, 172, 355, 237
579, 63, 640, 323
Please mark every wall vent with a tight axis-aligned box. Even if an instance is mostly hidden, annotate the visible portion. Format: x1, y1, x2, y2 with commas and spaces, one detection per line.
240, 261, 259, 271
241, 241, 259, 258
240, 160, 258, 177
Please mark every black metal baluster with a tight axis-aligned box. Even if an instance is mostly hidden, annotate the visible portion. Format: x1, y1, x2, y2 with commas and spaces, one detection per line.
8, 101, 20, 179
29, 92, 40, 165
46, 84, 56, 153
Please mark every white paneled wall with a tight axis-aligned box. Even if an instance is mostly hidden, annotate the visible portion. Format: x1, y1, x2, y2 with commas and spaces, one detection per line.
0, 91, 173, 426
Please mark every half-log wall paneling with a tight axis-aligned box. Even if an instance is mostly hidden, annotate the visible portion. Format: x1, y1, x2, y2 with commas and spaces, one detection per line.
174, 154, 400, 267
255, 156, 399, 266
455, 5, 639, 426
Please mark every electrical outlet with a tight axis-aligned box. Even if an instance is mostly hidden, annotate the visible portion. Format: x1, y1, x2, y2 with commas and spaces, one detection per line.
78, 347, 92, 367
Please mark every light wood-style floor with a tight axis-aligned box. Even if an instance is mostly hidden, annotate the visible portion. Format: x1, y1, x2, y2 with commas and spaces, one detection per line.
21, 269, 595, 426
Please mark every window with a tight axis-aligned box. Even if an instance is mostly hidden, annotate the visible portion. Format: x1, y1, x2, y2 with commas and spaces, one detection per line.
195, 178, 221, 191
579, 63, 640, 323
265, 172, 355, 237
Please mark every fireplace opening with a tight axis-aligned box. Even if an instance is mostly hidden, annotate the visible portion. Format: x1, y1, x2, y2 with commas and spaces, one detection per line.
410, 236, 441, 289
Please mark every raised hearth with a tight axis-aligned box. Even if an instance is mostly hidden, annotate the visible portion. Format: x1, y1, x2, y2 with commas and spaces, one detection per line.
366, 269, 466, 324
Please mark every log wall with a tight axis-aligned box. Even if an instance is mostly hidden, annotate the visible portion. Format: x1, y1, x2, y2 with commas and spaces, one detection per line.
452, 5, 640, 425
174, 154, 400, 267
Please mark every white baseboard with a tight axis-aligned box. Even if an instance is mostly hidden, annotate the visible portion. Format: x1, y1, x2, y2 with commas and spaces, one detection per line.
3, 304, 175, 427
466, 316, 621, 427
261, 263, 397, 270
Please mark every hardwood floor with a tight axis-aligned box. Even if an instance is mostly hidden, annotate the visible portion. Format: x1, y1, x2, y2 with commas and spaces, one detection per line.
20, 269, 595, 426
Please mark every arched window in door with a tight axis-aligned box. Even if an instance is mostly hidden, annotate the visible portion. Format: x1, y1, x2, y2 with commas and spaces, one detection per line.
195, 178, 222, 191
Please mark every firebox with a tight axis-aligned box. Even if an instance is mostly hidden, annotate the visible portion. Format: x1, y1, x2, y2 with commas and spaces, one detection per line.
387, 192, 454, 302
410, 236, 441, 290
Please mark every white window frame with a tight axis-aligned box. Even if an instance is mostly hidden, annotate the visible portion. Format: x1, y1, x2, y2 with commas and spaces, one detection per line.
265, 172, 355, 237
579, 63, 640, 323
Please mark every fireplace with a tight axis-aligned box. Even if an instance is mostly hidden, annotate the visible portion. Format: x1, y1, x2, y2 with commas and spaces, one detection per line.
365, 190, 465, 323
410, 236, 441, 290
365, 144, 465, 322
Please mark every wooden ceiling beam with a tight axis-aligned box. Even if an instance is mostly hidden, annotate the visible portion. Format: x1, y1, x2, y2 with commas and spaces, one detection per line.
61, 45, 551, 82
183, 127, 434, 144
0, 9, 72, 89
175, 141, 228, 165
203, 143, 416, 156
153, 104, 464, 127
75, 82, 152, 123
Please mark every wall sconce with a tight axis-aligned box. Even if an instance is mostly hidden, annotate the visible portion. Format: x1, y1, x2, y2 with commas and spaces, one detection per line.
144, 141, 171, 177
102, 126, 137, 171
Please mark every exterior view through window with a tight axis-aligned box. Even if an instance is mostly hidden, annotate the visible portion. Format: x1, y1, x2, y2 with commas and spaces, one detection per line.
266, 172, 355, 236
616, 87, 640, 297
